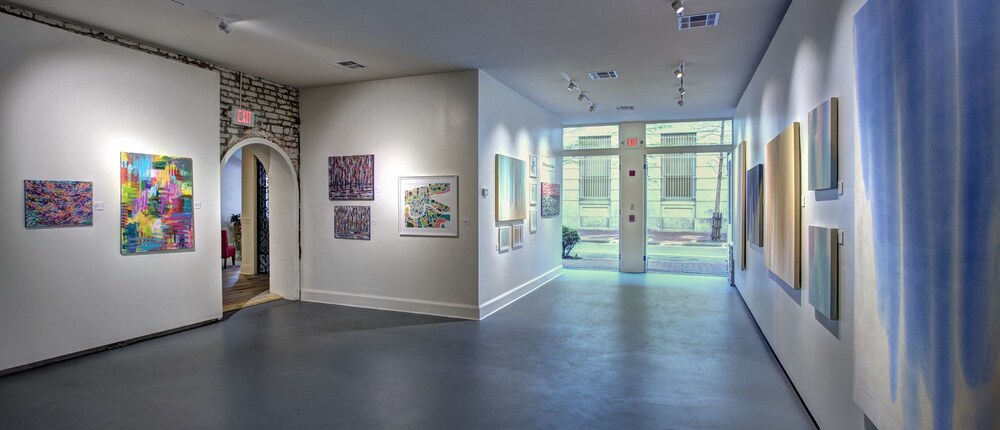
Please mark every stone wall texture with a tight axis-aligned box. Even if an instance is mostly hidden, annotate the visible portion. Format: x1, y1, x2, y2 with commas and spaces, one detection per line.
1, 3, 301, 173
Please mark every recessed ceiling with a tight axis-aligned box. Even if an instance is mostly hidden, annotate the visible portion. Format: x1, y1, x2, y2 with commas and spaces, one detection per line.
8, 0, 791, 125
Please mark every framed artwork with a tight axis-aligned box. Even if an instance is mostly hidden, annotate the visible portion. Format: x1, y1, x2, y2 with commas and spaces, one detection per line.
529, 209, 538, 234
529, 155, 538, 178
540, 182, 560, 217
334, 205, 371, 240
764, 122, 801, 289
398, 176, 458, 237
24, 180, 93, 228
328, 154, 374, 200
120, 152, 194, 254
746, 164, 764, 247
807, 98, 839, 190
495, 154, 526, 221
512, 224, 524, 248
498, 226, 511, 252
530, 181, 538, 205
807, 226, 839, 319
736, 142, 747, 270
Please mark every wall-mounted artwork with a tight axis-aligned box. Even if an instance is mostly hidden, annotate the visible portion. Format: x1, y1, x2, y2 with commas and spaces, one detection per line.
529, 155, 538, 178
398, 176, 458, 237
808, 97, 839, 190
495, 154, 526, 221
540, 182, 560, 217
530, 181, 538, 205
498, 226, 511, 252
120, 152, 194, 254
763, 123, 800, 289
512, 224, 524, 248
853, 1, 1000, 428
745, 163, 764, 247
24, 180, 93, 228
529, 209, 538, 234
807, 226, 839, 319
736, 143, 747, 270
328, 154, 374, 200
334, 205, 371, 240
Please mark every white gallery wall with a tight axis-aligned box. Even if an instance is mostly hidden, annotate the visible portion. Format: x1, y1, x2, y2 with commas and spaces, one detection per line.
0, 14, 222, 371
299, 71, 481, 319
477, 71, 563, 317
733, 0, 867, 429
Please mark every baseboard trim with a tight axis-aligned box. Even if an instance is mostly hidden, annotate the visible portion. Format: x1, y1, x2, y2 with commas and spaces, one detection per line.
479, 266, 563, 319
0, 318, 219, 377
301, 289, 480, 320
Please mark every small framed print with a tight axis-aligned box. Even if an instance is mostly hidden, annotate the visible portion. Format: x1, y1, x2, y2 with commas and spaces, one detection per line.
512, 224, 524, 248
529, 210, 538, 233
529, 155, 538, 178
498, 226, 512, 252
530, 181, 538, 205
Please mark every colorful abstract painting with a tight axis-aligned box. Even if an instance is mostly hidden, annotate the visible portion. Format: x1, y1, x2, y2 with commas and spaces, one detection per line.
495, 154, 526, 221
398, 176, 458, 237
328, 154, 374, 200
763, 123, 800, 290
120, 152, 194, 254
807, 226, 839, 320
24, 180, 93, 228
745, 164, 764, 247
807, 98, 839, 190
854, 1, 1000, 428
540, 182, 560, 217
334, 205, 370, 240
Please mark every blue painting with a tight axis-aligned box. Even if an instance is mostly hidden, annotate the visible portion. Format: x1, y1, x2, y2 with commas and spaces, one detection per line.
807, 226, 838, 320
854, 1, 1000, 428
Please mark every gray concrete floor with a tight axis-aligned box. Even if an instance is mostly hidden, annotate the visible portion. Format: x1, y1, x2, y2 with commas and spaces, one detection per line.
0, 270, 814, 429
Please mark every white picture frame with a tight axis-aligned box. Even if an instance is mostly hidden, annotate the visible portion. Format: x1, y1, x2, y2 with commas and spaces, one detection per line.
530, 180, 538, 205
398, 175, 459, 237
498, 226, 511, 252
529, 155, 538, 178
512, 224, 524, 248
529, 210, 538, 234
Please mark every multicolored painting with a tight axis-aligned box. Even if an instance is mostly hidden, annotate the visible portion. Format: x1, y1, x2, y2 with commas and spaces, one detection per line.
807, 226, 839, 320
120, 152, 194, 254
540, 182, 560, 217
24, 180, 93, 228
334, 205, 370, 240
328, 154, 374, 200
399, 176, 458, 237
854, 1, 1000, 428
763, 123, 800, 290
745, 164, 764, 247
495, 154, 526, 221
807, 98, 839, 190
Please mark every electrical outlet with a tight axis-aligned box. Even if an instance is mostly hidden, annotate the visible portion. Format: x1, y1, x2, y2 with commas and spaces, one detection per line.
375, 187, 382, 194
462, 218, 471, 226
194, 201, 202, 209
94, 201, 104, 211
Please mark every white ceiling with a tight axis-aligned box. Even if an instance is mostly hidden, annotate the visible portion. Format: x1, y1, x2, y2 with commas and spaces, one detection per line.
10, 0, 791, 125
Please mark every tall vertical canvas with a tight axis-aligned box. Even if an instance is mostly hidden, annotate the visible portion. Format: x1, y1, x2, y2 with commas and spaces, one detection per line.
495, 154, 526, 221
763, 123, 800, 289
736, 143, 747, 269
334, 206, 370, 240
328, 154, 374, 200
398, 176, 458, 237
745, 164, 764, 247
807, 98, 839, 190
807, 226, 839, 319
540, 182, 560, 217
24, 180, 93, 228
120, 152, 194, 254
854, 1, 1000, 428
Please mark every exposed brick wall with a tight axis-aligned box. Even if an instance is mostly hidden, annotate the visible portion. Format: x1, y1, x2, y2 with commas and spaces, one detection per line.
1, 3, 300, 173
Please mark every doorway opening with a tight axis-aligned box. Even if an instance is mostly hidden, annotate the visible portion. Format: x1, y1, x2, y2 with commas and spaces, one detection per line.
220, 139, 300, 313
561, 125, 621, 271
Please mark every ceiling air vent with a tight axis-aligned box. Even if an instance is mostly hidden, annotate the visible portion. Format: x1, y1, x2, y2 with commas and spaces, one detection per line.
678, 12, 720, 30
588, 70, 619, 80
614, 106, 636, 111
333, 60, 366, 70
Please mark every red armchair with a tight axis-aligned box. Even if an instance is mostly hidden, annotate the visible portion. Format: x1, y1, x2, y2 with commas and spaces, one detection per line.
222, 229, 237, 268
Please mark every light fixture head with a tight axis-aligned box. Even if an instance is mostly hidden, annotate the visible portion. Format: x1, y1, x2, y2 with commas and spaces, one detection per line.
567, 81, 579, 92
677, 98, 685, 107
589, 104, 597, 112
674, 62, 685, 79
678, 86, 687, 96
671, 0, 685, 16
578, 93, 586, 102
218, 19, 232, 34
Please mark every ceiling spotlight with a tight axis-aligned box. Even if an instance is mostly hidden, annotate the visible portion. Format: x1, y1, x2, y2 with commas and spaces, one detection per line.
674, 62, 685, 79
567, 81, 579, 92
677, 98, 685, 107
589, 104, 597, 112
671, 0, 685, 16
218, 19, 232, 34
577, 93, 587, 102
678, 86, 687, 96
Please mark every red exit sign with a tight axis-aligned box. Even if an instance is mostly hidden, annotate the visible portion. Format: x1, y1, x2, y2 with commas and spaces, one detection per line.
233, 108, 255, 127
626, 138, 639, 147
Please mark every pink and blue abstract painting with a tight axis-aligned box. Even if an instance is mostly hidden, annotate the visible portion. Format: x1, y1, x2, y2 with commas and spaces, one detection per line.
328, 154, 374, 200
24, 180, 93, 228
120, 152, 194, 254
854, 0, 999, 428
334, 205, 370, 240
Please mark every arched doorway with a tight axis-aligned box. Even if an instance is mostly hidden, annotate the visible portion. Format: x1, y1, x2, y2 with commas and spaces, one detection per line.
220, 138, 300, 310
